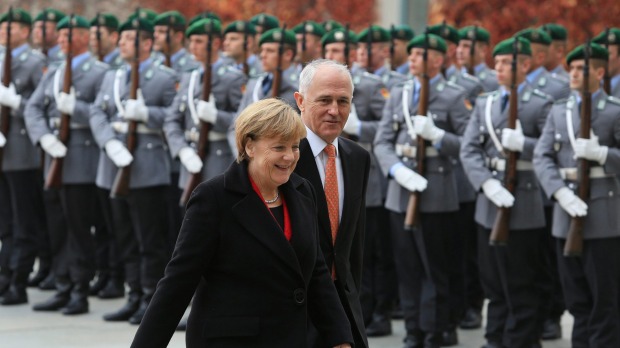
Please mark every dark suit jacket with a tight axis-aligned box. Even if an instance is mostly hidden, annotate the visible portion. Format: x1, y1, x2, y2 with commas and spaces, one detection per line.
130, 160, 353, 348
295, 137, 371, 348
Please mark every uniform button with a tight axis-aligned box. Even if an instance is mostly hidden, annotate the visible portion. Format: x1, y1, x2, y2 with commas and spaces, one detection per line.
492, 170, 498, 176
20, 128, 26, 135
609, 191, 614, 197
526, 183, 532, 189
293, 288, 305, 305
85, 140, 91, 146
147, 143, 153, 149
568, 183, 575, 190
216, 149, 222, 156
495, 128, 501, 134
438, 166, 444, 173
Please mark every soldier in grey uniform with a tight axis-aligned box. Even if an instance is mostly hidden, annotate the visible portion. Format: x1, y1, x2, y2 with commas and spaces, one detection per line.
594, 27, 620, 98
374, 34, 470, 348
456, 25, 499, 93
153, 11, 199, 74
0, 8, 47, 305
293, 20, 325, 67
89, 17, 175, 325
249, 13, 279, 55
390, 25, 414, 75
223, 20, 263, 77
357, 25, 407, 90
32, 9, 66, 69
24, 15, 109, 315
428, 23, 460, 81
534, 42, 620, 348
90, 14, 123, 69
322, 27, 395, 336
540, 23, 569, 79
460, 37, 553, 348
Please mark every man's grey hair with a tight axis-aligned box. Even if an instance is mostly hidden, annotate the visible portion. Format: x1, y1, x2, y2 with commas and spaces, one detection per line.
298, 59, 355, 95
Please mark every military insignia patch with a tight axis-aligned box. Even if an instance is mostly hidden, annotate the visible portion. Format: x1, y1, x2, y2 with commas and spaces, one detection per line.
241, 84, 246, 94
305, 23, 313, 33
429, 37, 438, 49
380, 87, 390, 99
48, 12, 56, 21
610, 33, 616, 43
99, 17, 106, 25
468, 30, 475, 39
273, 30, 282, 41
145, 69, 154, 79
373, 30, 381, 40
464, 99, 473, 110
236, 21, 244, 31
335, 32, 344, 41
532, 30, 539, 40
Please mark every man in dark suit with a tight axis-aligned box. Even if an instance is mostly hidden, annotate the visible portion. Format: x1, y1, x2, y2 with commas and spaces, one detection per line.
294, 59, 371, 348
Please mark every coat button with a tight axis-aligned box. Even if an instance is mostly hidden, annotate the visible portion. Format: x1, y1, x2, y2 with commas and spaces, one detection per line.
85, 140, 91, 146
20, 128, 26, 135
216, 149, 222, 156
568, 183, 575, 190
147, 143, 153, 149
293, 288, 305, 305
438, 166, 444, 173
609, 191, 614, 197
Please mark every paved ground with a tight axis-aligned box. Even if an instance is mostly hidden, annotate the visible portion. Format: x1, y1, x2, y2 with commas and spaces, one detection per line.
0, 287, 572, 347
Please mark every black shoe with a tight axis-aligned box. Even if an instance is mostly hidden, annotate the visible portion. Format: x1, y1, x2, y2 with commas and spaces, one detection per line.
38, 274, 56, 291
366, 315, 392, 337
103, 297, 140, 321
424, 332, 442, 348
392, 303, 404, 319
403, 332, 424, 348
0, 274, 10, 297
62, 298, 89, 315
27, 269, 49, 287
0, 286, 27, 305
89, 274, 109, 296
98, 279, 125, 299
176, 318, 187, 331
441, 329, 458, 346
460, 307, 482, 329
128, 302, 148, 325
32, 293, 70, 311
541, 318, 562, 340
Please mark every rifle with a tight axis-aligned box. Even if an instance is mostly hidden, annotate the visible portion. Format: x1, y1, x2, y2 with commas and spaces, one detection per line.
366, 24, 373, 73
440, 20, 447, 78
489, 38, 520, 245
564, 40, 592, 257
180, 20, 214, 206
344, 24, 351, 69
404, 29, 430, 231
110, 10, 141, 198
45, 14, 74, 189
242, 21, 249, 76
95, 13, 104, 61
0, 7, 13, 172
603, 28, 611, 94
164, 20, 172, 68
300, 21, 307, 67
468, 25, 478, 76
389, 24, 395, 71
271, 25, 286, 98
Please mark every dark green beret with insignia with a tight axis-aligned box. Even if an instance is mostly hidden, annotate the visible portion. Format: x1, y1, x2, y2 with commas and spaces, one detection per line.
566, 42, 608, 65
428, 23, 459, 44
358, 25, 390, 43
56, 15, 90, 30
90, 13, 119, 31
407, 33, 447, 53
185, 18, 221, 38
321, 28, 358, 47
458, 26, 490, 43
154, 11, 186, 31
514, 28, 551, 45
540, 23, 567, 41
127, 8, 158, 23
259, 28, 296, 46
224, 20, 256, 35
119, 17, 154, 33
189, 12, 221, 27
593, 28, 620, 46
493, 36, 532, 56
250, 13, 280, 32
0, 8, 32, 25
34, 9, 66, 23
293, 21, 326, 38
391, 25, 414, 41
323, 20, 343, 32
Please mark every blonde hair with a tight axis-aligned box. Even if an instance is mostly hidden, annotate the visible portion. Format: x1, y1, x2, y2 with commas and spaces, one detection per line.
235, 98, 306, 162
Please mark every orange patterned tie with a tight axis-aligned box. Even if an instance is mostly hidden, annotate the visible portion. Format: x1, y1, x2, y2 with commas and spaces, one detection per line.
324, 144, 339, 246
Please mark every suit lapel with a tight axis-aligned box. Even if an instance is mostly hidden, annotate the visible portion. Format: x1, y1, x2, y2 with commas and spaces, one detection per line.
336, 139, 354, 247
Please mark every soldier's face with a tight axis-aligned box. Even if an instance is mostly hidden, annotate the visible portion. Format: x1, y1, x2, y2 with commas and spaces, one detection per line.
294, 66, 353, 144
188, 35, 217, 62
295, 34, 321, 62
0, 22, 29, 47
89, 27, 118, 56
609, 46, 620, 75
456, 40, 472, 67
260, 43, 281, 72
569, 60, 585, 90
392, 39, 409, 65
153, 25, 169, 52
223, 32, 244, 59
494, 54, 530, 87
32, 21, 58, 47
357, 43, 387, 69
324, 43, 346, 64
569, 60, 605, 91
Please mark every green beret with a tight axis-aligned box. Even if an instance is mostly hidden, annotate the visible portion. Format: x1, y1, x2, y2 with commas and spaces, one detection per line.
322, 20, 343, 32
224, 21, 256, 36
428, 23, 459, 44
56, 15, 90, 30
90, 13, 119, 31
593, 28, 620, 46
566, 43, 609, 65
493, 36, 532, 56
34, 9, 65, 23
407, 33, 447, 54
458, 25, 490, 43
185, 18, 221, 38
127, 8, 158, 23
358, 25, 390, 43
321, 28, 358, 47
119, 17, 154, 33
293, 21, 326, 38
0, 8, 32, 25
540, 23, 567, 41
391, 25, 414, 41
259, 28, 296, 47
189, 12, 221, 27
250, 14, 279, 32
514, 28, 551, 45
154, 11, 186, 31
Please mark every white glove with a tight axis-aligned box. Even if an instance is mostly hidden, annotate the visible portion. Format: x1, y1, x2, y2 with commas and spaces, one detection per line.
413, 114, 445, 142
342, 104, 361, 136
393, 165, 428, 192
178, 146, 203, 174
39, 134, 67, 158
196, 94, 217, 124
574, 135, 608, 165
553, 186, 588, 217
124, 89, 149, 122
0, 132, 6, 148
501, 121, 524, 152
0, 83, 22, 110
104, 139, 133, 168
56, 87, 76, 115
481, 178, 515, 208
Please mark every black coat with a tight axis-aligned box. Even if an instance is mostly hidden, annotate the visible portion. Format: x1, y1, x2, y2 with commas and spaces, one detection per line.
131, 160, 353, 348
295, 137, 371, 348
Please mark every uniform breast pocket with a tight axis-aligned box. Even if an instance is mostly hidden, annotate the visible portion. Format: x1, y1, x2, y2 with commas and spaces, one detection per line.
429, 110, 448, 129
589, 179, 620, 231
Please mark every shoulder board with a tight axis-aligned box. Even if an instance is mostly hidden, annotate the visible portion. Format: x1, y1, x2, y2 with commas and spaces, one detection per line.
554, 97, 569, 105
549, 72, 569, 83
158, 64, 176, 75
92, 60, 109, 69
460, 72, 480, 82
477, 91, 495, 99
225, 66, 245, 77
607, 96, 620, 106
445, 80, 465, 91
532, 88, 553, 100
362, 71, 382, 81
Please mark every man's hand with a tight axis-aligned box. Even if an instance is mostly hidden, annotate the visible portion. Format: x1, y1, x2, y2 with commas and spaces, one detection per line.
413, 114, 445, 142
56, 87, 77, 115
124, 89, 149, 122
104, 139, 133, 168
393, 165, 428, 192
501, 122, 524, 152
197, 94, 217, 124
178, 147, 203, 174
39, 134, 67, 158
574, 135, 608, 165
342, 104, 361, 136
482, 178, 514, 208
553, 187, 588, 217
0, 83, 22, 110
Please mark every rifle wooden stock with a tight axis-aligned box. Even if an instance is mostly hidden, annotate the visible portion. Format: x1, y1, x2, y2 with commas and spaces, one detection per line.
467, 25, 477, 76
0, 9, 12, 172
603, 28, 611, 94
242, 24, 249, 76
271, 26, 286, 98
95, 13, 104, 61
